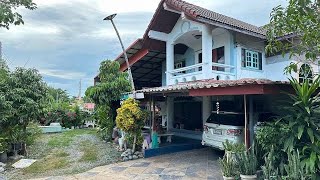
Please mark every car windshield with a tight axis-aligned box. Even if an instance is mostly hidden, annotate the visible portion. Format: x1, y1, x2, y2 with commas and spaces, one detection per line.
206, 112, 245, 126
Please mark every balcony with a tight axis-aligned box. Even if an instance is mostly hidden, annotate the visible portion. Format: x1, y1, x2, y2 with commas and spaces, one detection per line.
167, 62, 235, 85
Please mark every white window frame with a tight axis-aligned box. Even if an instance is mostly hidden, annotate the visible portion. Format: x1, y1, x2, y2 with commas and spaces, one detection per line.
245, 50, 259, 69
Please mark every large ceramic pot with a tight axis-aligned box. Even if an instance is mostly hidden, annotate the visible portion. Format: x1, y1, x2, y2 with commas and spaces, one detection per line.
223, 176, 236, 180
240, 174, 257, 180
0, 152, 8, 163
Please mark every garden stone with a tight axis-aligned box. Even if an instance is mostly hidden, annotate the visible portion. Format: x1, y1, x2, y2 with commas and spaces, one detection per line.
121, 152, 127, 157
0, 162, 5, 167
134, 151, 139, 155
12, 159, 36, 169
126, 149, 132, 155
0, 167, 4, 173
123, 157, 129, 161
133, 155, 138, 159
138, 154, 144, 158
129, 155, 133, 160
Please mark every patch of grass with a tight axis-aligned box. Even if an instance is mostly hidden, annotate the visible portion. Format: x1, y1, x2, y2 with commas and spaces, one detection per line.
56, 150, 69, 158
47, 129, 97, 148
24, 151, 70, 174
79, 141, 98, 162
47, 136, 72, 148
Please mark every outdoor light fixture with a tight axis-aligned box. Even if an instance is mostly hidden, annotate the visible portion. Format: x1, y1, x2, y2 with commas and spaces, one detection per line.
103, 13, 136, 93
103, 13, 117, 21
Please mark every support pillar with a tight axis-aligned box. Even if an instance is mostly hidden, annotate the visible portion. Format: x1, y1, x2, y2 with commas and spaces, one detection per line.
202, 25, 213, 77
166, 97, 174, 131
166, 43, 174, 85
249, 96, 254, 146
202, 96, 211, 127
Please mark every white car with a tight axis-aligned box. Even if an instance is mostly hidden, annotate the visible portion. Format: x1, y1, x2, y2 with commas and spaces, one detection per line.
201, 111, 245, 150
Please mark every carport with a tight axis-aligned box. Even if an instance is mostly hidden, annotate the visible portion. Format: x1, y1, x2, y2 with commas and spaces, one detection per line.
138, 79, 291, 149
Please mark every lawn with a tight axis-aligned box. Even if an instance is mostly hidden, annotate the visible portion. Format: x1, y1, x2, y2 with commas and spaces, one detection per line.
5, 129, 121, 180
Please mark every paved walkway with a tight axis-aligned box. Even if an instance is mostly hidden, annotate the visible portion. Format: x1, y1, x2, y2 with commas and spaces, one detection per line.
34, 148, 223, 180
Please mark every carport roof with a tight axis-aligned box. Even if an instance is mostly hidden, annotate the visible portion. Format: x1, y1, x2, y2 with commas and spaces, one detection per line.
137, 78, 291, 96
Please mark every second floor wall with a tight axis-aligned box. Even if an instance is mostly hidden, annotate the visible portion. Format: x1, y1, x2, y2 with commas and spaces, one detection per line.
153, 17, 317, 86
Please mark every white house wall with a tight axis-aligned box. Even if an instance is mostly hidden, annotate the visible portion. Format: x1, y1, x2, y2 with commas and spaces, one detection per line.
265, 54, 292, 81
168, 17, 203, 45
156, 15, 315, 86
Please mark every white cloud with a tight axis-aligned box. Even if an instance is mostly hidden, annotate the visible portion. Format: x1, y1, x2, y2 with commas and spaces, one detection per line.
1, 0, 288, 96
39, 69, 87, 80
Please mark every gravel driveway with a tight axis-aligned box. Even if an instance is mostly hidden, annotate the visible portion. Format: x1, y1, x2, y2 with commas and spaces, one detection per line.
32, 148, 223, 180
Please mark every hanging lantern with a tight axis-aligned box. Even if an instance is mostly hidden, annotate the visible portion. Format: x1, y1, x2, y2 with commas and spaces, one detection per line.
216, 97, 220, 114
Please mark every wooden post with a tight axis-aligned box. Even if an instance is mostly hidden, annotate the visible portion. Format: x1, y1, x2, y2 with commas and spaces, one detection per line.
148, 95, 153, 135
152, 96, 155, 133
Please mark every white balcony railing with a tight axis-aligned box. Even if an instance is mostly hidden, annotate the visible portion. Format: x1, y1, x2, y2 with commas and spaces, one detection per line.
168, 63, 204, 75
167, 62, 236, 85
212, 62, 235, 73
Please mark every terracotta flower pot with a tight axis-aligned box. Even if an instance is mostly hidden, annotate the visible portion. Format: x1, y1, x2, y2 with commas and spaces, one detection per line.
223, 176, 236, 180
240, 174, 257, 180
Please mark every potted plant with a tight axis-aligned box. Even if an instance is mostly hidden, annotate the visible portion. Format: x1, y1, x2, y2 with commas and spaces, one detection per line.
261, 147, 279, 180
0, 137, 8, 163
219, 156, 238, 180
237, 149, 258, 180
223, 140, 245, 163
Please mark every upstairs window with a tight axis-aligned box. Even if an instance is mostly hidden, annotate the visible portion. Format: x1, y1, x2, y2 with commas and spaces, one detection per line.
241, 49, 263, 70
299, 64, 313, 83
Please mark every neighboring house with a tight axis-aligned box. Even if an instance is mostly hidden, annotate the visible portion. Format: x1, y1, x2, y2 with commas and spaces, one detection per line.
102, 0, 317, 146
82, 103, 95, 113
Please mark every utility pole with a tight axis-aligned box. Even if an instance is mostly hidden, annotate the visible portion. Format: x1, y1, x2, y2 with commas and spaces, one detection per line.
103, 14, 135, 93
78, 79, 82, 100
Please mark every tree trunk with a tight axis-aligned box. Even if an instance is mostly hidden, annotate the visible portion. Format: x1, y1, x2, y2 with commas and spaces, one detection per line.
133, 134, 137, 153
22, 124, 28, 156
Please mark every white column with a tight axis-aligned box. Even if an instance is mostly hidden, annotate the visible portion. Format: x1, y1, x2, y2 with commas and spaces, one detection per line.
166, 97, 174, 131
202, 96, 211, 126
202, 25, 213, 78
249, 96, 254, 146
166, 43, 174, 85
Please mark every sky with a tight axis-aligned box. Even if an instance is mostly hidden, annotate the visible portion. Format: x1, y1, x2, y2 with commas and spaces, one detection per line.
0, 0, 287, 97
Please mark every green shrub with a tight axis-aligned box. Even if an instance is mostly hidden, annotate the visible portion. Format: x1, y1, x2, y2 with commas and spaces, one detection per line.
256, 122, 288, 166
26, 122, 42, 145
0, 136, 8, 153
116, 98, 148, 152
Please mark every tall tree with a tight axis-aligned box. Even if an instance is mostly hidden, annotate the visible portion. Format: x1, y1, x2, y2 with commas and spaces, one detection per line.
0, 0, 37, 29
0, 59, 12, 130
5, 68, 47, 141
85, 60, 130, 140
266, 0, 319, 65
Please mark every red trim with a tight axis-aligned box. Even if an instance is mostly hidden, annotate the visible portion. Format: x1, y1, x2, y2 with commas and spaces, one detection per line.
189, 84, 289, 96
142, 0, 166, 41
115, 39, 143, 61
120, 49, 149, 72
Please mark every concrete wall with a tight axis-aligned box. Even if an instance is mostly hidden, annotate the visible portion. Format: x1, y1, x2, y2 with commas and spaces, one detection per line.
159, 16, 317, 86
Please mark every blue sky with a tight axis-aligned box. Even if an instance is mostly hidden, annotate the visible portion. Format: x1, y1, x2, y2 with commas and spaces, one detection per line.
0, 0, 287, 97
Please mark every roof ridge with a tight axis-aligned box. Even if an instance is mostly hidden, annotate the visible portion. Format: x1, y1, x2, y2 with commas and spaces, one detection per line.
165, 0, 266, 36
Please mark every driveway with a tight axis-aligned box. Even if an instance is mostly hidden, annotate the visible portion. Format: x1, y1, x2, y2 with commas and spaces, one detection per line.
33, 148, 223, 180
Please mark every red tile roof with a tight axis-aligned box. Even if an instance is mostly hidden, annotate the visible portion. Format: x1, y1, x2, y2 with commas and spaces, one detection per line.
138, 78, 289, 93
165, 0, 266, 38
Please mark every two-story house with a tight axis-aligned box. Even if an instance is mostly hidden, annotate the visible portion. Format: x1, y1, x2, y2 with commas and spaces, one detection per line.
108, 0, 317, 147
